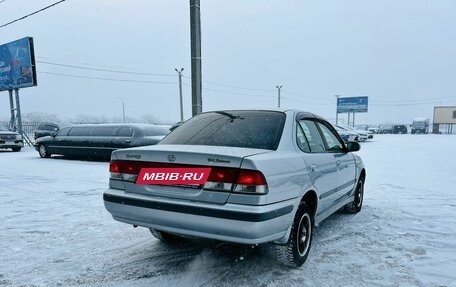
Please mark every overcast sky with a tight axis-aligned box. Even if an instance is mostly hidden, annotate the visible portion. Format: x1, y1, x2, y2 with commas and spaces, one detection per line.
1, 0, 455, 125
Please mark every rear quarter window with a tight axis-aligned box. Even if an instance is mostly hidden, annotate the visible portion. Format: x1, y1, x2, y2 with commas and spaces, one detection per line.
142, 126, 170, 136
56, 127, 71, 136
160, 111, 285, 150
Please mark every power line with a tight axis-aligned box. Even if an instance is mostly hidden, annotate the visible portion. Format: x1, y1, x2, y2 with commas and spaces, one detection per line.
35, 59, 456, 106
39, 71, 177, 85
0, 0, 67, 29
183, 75, 275, 92
37, 60, 175, 77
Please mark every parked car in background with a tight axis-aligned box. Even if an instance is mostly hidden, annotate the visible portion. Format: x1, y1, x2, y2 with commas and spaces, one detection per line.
104, 110, 366, 267
379, 124, 393, 134
34, 122, 59, 140
336, 125, 369, 141
368, 127, 379, 134
411, 118, 430, 134
0, 123, 23, 152
348, 125, 373, 139
34, 123, 170, 159
334, 126, 358, 143
392, 124, 408, 134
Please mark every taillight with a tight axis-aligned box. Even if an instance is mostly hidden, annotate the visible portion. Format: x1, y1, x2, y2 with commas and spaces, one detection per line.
109, 160, 268, 194
203, 167, 268, 194
204, 167, 238, 191
110, 160, 145, 182
233, 170, 268, 194
109, 161, 122, 180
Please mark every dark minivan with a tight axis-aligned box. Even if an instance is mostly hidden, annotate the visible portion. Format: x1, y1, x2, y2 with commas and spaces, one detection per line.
34, 123, 170, 159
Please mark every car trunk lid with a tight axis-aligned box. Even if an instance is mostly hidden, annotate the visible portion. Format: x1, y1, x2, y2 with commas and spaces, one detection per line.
111, 144, 271, 204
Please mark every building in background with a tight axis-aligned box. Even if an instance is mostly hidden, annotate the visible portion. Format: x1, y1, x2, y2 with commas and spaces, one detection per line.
433, 106, 456, 134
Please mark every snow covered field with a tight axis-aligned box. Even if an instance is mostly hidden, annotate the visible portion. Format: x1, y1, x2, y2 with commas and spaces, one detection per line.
1, 135, 455, 287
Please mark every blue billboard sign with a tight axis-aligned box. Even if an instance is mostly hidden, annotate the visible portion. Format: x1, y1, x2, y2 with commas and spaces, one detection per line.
0, 37, 37, 92
337, 96, 368, 113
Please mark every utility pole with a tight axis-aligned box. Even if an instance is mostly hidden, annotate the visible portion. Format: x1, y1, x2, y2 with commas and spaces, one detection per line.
276, 85, 283, 108
8, 89, 16, 131
117, 97, 126, 123
335, 95, 340, 125
122, 100, 126, 123
175, 68, 184, 122
190, 0, 202, 116
14, 89, 23, 137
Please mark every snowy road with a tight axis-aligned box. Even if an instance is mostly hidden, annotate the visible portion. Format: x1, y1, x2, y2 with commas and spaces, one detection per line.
1, 135, 455, 287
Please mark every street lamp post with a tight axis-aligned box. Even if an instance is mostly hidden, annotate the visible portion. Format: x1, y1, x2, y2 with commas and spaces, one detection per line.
276, 85, 283, 108
175, 68, 184, 122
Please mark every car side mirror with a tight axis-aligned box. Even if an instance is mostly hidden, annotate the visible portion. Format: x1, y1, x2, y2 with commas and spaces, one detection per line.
346, 141, 360, 152
54, 127, 58, 131
50, 132, 56, 137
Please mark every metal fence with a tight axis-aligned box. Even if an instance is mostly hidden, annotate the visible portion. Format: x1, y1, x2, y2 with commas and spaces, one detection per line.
1, 120, 40, 145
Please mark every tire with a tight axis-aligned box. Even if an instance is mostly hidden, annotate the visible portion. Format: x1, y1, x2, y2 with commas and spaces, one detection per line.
344, 178, 364, 213
11, 147, 21, 152
275, 202, 314, 267
38, 144, 51, 158
149, 228, 184, 244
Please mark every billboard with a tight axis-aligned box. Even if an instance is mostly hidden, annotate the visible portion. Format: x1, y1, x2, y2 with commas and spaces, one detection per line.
0, 37, 37, 92
337, 96, 368, 113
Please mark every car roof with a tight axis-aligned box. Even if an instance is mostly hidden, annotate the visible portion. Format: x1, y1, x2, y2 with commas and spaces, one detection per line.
63, 123, 169, 128
198, 109, 325, 121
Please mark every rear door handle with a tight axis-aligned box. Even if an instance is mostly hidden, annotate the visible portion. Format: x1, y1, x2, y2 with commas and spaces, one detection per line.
125, 139, 131, 143
308, 164, 317, 173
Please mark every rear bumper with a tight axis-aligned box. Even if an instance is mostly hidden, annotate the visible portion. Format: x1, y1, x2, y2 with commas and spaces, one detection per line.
103, 188, 295, 244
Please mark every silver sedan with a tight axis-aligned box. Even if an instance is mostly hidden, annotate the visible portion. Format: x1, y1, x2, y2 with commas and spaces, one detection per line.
103, 109, 366, 267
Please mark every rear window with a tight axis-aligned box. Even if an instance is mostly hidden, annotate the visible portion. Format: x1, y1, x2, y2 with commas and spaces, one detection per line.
160, 111, 285, 150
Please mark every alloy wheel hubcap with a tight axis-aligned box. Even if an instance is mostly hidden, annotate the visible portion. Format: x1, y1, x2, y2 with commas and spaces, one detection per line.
356, 182, 363, 207
297, 213, 311, 256
40, 146, 46, 156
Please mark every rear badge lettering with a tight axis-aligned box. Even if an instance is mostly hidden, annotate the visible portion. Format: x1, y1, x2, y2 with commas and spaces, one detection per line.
126, 154, 141, 159
136, 168, 211, 185
207, 158, 231, 164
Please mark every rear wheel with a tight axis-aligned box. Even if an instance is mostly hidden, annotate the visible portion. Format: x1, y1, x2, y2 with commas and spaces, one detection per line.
275, 202, 313, 267
38, 144, 51, 158
344, 178, 364, 213
11, 147, 21, 152
149, 228, 185, 244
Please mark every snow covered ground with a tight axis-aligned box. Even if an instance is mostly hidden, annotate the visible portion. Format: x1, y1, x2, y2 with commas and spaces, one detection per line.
1, 135, 455, 287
